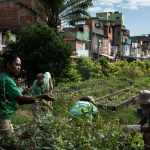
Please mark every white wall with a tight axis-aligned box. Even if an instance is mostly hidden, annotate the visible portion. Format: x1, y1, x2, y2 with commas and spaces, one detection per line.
0, 32, 16, 51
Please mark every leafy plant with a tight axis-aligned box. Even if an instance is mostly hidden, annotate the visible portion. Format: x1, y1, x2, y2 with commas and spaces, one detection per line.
7, 24, 71, 83
65, 61, 82, 82
76, 57, 102, 80
1, 59, 150, 149
98, 56, 110, 76
130, 133, 144, 150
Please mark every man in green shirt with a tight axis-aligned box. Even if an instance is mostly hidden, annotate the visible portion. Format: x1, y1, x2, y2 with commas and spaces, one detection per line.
0, 54, 55, 135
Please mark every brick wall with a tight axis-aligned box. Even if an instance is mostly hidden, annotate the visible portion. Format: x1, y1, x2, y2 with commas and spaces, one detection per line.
0, 0, 34, 31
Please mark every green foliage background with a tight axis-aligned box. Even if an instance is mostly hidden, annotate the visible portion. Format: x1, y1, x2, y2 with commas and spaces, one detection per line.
8, 24, 71, 82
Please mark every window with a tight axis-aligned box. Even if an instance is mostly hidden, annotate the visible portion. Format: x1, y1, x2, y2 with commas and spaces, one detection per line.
2, 33, 6, 45
100, 16, 103, 19
109, 27, 111, 33
116, 17, 120, 19
117, 31, 120, 36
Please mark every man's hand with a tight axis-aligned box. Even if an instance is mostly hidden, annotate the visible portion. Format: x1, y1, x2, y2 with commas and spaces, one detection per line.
40, 93, 55, 101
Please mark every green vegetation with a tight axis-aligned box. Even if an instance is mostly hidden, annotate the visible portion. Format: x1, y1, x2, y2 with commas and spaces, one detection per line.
1, 50, 150, 149
0, 74, 148, 149
8, 24, 71, 82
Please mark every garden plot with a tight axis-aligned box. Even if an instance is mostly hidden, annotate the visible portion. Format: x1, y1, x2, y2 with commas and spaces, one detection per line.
55, 76, 150, 113
4, 76, 149, 149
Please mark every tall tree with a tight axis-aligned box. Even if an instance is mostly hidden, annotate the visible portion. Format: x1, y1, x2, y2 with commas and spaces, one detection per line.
7, 24, 71, 83
17, 0, 93, 28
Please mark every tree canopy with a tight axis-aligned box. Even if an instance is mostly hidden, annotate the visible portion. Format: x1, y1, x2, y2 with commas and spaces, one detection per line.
8, 24, 71, 82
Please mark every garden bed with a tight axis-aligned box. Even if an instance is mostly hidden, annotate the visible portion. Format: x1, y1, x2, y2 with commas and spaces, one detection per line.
1, 75, 149, 149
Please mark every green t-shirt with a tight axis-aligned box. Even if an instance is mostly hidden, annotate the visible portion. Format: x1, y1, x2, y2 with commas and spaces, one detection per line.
0, 72, 22, 119
31, 72, 52, 96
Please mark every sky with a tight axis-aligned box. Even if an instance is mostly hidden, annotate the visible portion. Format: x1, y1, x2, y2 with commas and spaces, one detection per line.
88, 0, 150, 36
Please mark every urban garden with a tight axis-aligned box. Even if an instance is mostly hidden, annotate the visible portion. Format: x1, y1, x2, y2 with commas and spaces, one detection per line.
1, 24, 150, 150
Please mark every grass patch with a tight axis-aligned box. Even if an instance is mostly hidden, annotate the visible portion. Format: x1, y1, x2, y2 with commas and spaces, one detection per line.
11, 108, 32, 126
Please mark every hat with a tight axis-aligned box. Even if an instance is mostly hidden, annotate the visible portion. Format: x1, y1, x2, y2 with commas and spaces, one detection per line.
137, 90, 150, 115
137, 90, 150, 105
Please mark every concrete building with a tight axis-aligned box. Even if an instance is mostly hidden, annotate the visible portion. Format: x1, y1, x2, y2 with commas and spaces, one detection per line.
131, 34, 150, 58
112, 16, 130, 57
122, 37, 131, 57
63, 24, 90, 57
102, 20, 113, 55
86, 18, 104, 58
96, 11, 131, 58
86, 18, 113, 58
96, 11, 125, 24
130, 42, 142, 58
64, 11, 131, 59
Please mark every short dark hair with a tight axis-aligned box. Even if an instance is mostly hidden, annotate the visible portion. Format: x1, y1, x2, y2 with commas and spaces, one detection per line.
79, 96, 95, 104
36, 73, 44, 80
3, 53, 19, 67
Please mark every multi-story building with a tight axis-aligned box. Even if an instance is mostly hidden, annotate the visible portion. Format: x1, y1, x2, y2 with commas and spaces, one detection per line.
96, 11, 131, 58
86, 18, 113, 58
130, 42, 142, 58
86, 18, 104, 58
63, 11, 131, 59
96, 11, 125, 24
63, 24, 90, 57
122, 29, 131, 57
101, 20, 113, 56
131, 34, 150, 58
122, 37, 131, 57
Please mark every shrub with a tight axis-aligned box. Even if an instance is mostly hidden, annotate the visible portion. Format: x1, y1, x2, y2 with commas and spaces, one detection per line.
7, 24, 71, 83
0, 112, 144, 150
76, 57, 102, 80
97, 56, 110, 76
108, 62, 122, 76
120, 62, 144, 78
143, 60, 150, 70
64, 61, 82, 82
130, 60, 147, 73
114, 60, 129, 68
0, 113, 134, 149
